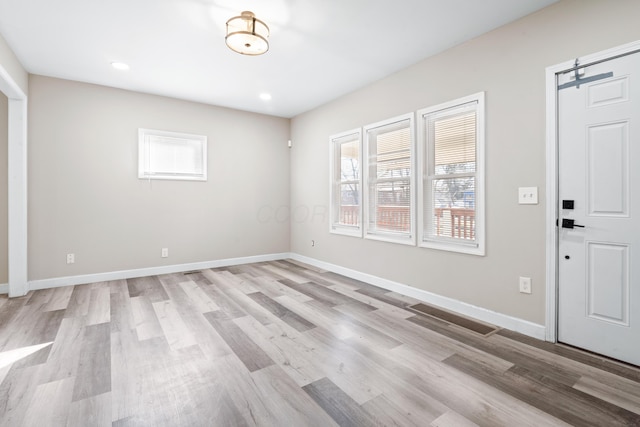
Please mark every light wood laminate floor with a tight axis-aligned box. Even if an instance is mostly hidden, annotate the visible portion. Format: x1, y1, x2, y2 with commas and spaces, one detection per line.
1, 260, 639, 426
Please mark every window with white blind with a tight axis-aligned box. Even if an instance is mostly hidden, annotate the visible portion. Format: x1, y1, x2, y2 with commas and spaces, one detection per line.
418, 93, 485, 255
138, 128, 207, 181
364, 113, 415, 244
330, 129, 362, 236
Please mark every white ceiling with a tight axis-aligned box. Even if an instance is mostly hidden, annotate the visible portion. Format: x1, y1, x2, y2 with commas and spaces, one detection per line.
0, 0, 558, 118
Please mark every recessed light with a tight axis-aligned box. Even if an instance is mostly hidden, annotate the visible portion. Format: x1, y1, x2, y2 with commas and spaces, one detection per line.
111, 61, 130, 70
259, 93, 272, 101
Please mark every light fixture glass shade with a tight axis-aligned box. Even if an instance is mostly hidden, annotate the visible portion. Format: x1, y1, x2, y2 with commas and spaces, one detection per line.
225, 11, 270, 56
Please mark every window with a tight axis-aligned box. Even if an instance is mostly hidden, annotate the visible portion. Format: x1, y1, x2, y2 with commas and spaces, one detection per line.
364, 113, 415, 244
138, 128, 207, 181
417, 92, 485, 255
330, 129, 362, 236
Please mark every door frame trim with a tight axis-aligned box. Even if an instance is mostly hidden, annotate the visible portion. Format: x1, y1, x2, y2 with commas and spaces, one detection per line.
545, 39, 640, 342
0, 64, 28, 297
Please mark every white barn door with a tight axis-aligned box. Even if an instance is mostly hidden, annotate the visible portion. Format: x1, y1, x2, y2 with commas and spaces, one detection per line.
557, 51, 640, 366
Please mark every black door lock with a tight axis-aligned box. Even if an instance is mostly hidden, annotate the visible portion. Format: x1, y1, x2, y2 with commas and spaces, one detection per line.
562, 218, 585, 229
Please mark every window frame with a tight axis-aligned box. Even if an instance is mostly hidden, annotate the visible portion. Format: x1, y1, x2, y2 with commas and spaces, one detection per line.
363, 113, 416, 245
138, 128, 208, 181
417, 92, 485, 255
329, 128, 363, 237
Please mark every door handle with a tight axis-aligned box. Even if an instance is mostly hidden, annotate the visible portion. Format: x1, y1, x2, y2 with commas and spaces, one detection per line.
562, 218, 585, 229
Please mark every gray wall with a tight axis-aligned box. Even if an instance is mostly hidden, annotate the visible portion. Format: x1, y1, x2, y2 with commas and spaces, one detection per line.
289, 0, 640, 325
0, 92, 7, 283
28, 76, 290, 280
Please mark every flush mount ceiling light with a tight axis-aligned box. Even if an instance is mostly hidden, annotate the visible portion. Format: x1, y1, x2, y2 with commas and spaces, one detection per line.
225, 11, 269, 56
110, 61, 130, 70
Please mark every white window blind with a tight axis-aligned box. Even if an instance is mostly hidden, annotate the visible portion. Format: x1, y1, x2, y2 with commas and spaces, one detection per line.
364, 114, 415, 244
139, 129, 207, 181
434, 112, 476, 168
330, 129, 362, 236
418, 93, 485, 255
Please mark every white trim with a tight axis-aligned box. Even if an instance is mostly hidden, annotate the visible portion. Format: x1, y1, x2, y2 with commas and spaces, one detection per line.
138, 128, 208, 181
545, 39, 640, 343
363, 112, 416, 245
0, 63, 29, 298
363, 232, 416, 246
27, 253, 290, 291
0, 283, 8, 294
290, 253, 546, 340
545, 62, 559, 342
329, 128, 363, 237
417, 92, 486, 256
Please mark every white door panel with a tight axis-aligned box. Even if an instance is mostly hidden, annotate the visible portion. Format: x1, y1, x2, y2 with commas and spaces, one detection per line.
558, 52, 640, 366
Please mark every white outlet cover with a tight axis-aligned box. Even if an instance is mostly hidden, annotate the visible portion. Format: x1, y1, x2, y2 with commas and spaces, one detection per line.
518, 187, 538, 205
519, 276, 532, 294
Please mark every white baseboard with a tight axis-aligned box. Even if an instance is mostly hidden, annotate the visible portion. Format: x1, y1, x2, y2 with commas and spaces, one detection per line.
19, 251, 545, 341
0, 283, 8, 295
290, 253, 546, 340
27, 253, 290, 292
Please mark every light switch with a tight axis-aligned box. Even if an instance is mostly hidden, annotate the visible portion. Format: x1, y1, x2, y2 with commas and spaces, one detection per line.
518, 187, 538, 204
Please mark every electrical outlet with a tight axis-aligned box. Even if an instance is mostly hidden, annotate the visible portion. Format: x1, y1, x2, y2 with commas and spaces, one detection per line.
66, 253, 75, 264
161, 248, 169, 258
519, 276, 532, 294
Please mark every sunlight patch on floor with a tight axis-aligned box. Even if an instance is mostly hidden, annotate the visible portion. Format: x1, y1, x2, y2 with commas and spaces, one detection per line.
0, 342, 53, 369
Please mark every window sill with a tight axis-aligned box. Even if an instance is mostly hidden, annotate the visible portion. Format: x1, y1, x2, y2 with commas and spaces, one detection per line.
419, 239, 485, 256
365, 232, 416, 246
330, 226, 363, 238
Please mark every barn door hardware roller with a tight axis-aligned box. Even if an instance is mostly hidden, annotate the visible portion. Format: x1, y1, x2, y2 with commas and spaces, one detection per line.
558, 58, 613, 90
